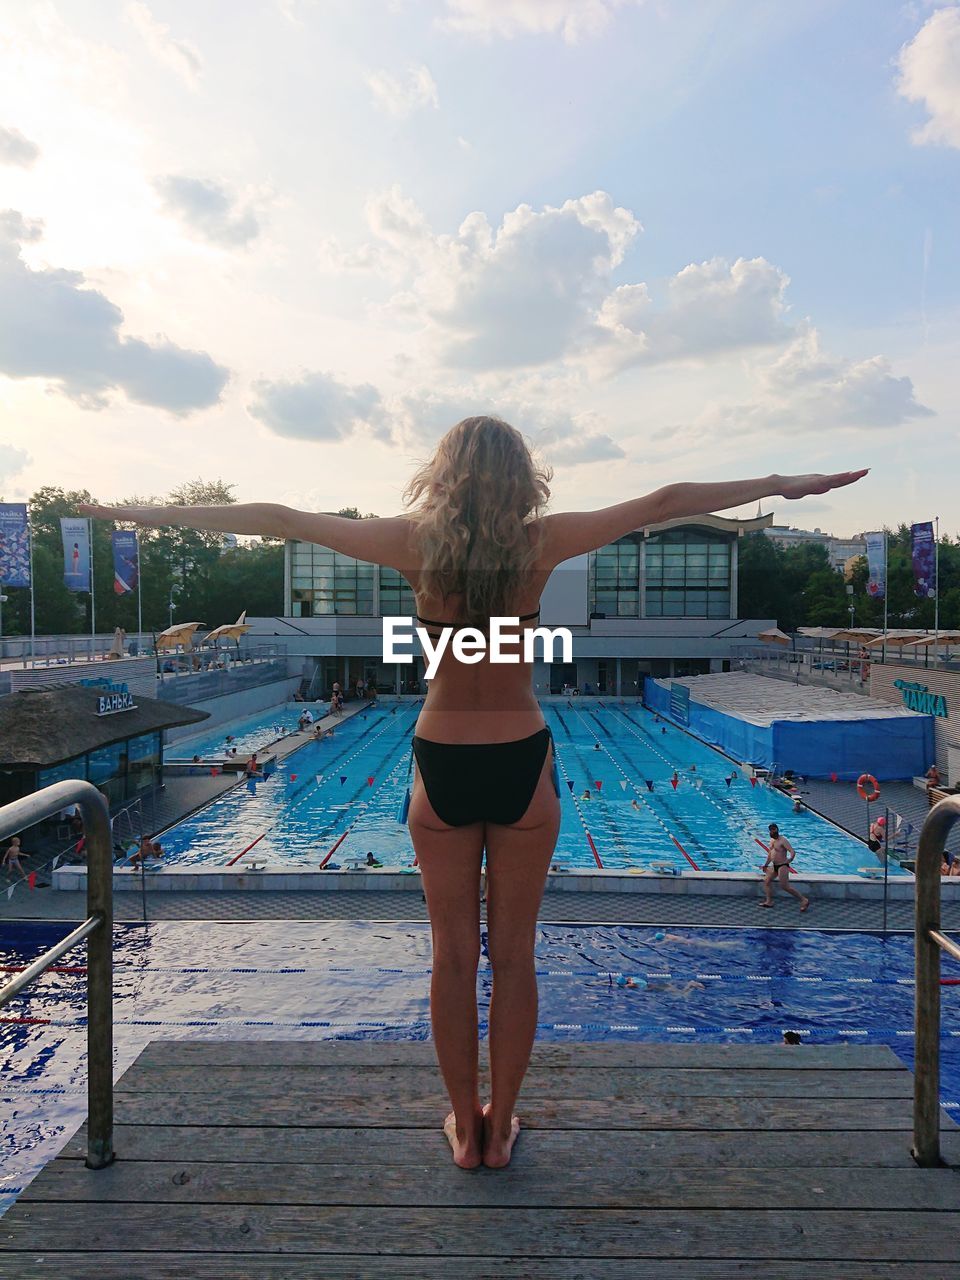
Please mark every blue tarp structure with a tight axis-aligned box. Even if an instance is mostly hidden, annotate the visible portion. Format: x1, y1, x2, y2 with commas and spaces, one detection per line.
644, 678, 934, 781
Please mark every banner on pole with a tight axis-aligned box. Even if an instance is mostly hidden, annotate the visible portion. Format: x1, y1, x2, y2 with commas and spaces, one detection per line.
864, 532, 886, 600
60, 517, 91, 592
112, 530, 139, 595
0, 503, 31, 586
911, 522, 937, 599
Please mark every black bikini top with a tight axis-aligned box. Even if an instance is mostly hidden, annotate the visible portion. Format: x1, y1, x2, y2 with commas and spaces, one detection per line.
414, 608, 541, 638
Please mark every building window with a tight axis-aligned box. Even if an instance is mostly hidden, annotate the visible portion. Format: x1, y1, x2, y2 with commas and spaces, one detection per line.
589, 539, 640, 617
645, 530, 731, 618
289, 542, 375, 616
379, 566, 416, 618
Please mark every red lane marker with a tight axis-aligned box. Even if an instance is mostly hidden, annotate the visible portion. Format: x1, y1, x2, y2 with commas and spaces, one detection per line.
670, 834, 700, 871
585, 831, 604, 869
226, 832, 267, 867
0, 1016, 52, 1024
755, 836, 797, 873
320, 828, 351, 869
941, 978, 960, 986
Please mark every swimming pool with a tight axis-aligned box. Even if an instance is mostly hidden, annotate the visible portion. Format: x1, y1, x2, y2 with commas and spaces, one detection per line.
2, 921, 957, 1218
165, 701, 310, 761
157, 700, 881, 875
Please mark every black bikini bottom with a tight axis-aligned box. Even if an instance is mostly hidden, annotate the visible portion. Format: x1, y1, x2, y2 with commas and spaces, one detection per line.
412, 727, 560, 827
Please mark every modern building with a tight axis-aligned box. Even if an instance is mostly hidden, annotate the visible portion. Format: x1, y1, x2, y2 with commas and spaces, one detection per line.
241, 513, 776, 696
763, 523, 866, 573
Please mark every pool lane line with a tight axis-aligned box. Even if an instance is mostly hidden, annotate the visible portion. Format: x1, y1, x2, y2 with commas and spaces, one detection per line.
320, 744, 413, 867
548, 725, 604, 868
565, 702, 700, 871
607, 703, 788, 870
221, 705, 418, 866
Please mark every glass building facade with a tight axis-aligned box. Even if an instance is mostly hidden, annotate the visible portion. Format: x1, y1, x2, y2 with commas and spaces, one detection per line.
289, 524, 735, 621
35, 731, 162, 808
644, 529, 732, 618
587, 528, 733, 619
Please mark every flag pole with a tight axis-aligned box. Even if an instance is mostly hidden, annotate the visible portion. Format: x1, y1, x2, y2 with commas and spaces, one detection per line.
136, 530, 143, 655
934, 515, 940, 649
88, 516, 96, 658
882, 530, 888, 638
28, 516, 36, 663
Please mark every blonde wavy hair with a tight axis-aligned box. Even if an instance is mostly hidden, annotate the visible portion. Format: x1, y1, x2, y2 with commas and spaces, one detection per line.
403, 416, 552, 627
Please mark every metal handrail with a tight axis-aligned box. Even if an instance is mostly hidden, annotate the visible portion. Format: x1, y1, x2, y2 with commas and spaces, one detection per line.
0, 780, 114, 1170
913, 793, 960, 1166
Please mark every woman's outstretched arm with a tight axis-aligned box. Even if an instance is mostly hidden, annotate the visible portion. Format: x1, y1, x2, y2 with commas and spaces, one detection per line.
537, 469, 868, 565
79, 501, 417, 571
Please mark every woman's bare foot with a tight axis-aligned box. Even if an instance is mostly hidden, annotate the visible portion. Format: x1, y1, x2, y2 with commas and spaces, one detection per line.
800, 896, 810, 913
443, 1110, 484, 1169
482, 1101, 521, 1168
759, 901, 773, 908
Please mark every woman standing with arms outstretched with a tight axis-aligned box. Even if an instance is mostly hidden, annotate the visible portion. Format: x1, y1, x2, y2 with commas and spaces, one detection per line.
83, 417, 864, 1169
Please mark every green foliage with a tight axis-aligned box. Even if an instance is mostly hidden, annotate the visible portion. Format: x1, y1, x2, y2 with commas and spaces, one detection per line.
738, 526, 960, 630
2, 479, 283, 636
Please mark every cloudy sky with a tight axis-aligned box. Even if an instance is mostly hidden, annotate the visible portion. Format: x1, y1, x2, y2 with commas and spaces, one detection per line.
1, 0, 958, 536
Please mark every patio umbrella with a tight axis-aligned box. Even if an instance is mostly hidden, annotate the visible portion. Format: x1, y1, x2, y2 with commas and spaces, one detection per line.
155, 621, 205, 651
757, 627, 791, 645
863, 630, 929, 649
900, 631, 960, 648
205, 611, 252, 647
830, 628, 883, 644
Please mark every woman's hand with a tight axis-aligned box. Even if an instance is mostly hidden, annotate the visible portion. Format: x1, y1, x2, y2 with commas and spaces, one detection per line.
777, 469, 868, 500
79, 503, 162, 526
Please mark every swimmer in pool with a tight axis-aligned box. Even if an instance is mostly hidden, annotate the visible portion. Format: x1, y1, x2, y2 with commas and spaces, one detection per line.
630, 799, 641, 811
617, 976, 706, 998
659, 932, 740, 950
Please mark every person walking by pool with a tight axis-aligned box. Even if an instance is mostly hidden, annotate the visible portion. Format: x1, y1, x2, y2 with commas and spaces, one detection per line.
81, 417, 864, 1169
867, 815, 886, 853
2, 836, 29, 879
760, 823, 810, 912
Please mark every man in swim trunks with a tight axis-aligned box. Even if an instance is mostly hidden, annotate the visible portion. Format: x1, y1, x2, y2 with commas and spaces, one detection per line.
761, 824, 810, 912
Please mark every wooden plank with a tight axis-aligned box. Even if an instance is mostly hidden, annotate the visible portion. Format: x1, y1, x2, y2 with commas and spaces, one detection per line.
101, 1090, 953, 1131
65, 1122, 960, 1168
2, 1254, 950, 1280
19, 1159, 960, 1212
114, 1063, 915, 1099
3, 1204, 960, 1261
133, 1039, 905, 1070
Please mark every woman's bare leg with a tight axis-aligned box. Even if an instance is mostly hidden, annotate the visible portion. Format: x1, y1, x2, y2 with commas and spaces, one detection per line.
409, 774, 486, 1168
482, 751, 560, 1167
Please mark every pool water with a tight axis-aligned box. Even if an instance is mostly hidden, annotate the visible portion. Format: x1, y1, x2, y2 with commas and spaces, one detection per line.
165, 702, 310, 761
2, 921, 958, 1218
158, 701, 881, 875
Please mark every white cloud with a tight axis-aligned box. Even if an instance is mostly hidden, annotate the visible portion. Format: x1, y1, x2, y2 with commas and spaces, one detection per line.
0, 210, 229, 414
0, 443, 31, 486
692, 329, 934, 438
897, 6, 960, 148
593, 256, 792, 373
248, 371, 388, 442
246, 374, 623, 465
154, 176, 261, 247
125, 1, 202, 87
366, 65, 439, 117
336, 190, 793, 376
0, 126, 40, 169
440, 0, 641, 43
355, 187, 641, 370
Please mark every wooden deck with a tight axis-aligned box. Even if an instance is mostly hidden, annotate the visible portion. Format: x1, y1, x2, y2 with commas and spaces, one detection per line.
2, 1040, 959, 1277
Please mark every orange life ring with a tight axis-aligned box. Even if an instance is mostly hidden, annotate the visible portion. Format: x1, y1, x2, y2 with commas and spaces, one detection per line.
857, 773, 881, 802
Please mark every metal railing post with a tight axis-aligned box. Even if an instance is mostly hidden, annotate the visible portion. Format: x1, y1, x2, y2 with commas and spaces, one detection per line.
913, 794, 960, 1167
0, 779, 114, 1170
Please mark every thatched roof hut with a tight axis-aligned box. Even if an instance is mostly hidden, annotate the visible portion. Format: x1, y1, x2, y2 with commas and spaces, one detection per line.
0, 686, 208, 769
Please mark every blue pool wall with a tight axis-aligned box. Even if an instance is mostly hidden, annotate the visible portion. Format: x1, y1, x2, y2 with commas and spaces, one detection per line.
644, 678, 934, 781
